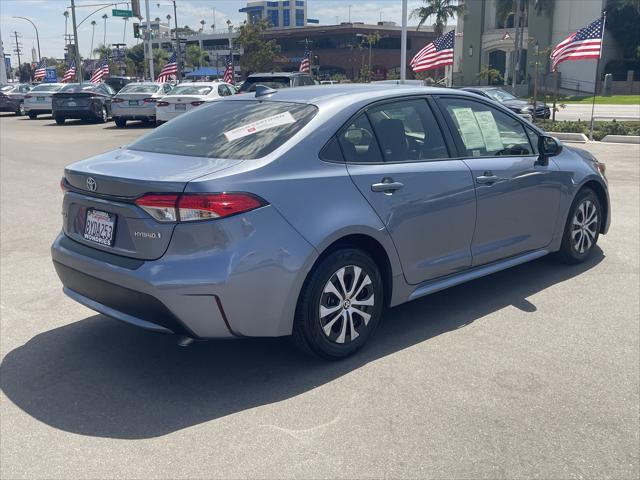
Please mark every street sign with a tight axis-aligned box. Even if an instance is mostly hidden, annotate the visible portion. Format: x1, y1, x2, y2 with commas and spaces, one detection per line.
112, 9, 133, 17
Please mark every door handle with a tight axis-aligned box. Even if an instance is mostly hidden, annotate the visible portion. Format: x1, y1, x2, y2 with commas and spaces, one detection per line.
371, 179, 404, 194
476, 171, 504, 185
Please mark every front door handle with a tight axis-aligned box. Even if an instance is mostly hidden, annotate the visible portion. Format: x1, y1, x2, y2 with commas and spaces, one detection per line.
476, 175, 500, 184
371, 178, 404, 194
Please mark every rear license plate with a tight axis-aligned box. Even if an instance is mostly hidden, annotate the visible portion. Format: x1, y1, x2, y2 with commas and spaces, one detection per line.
128, 100, 139, 106
84, 209, 116, 247
175, 103, 186, 111
36, 96, 45, 101
67, 101, 76, 106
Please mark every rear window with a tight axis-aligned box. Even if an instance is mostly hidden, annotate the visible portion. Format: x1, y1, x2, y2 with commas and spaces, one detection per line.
59, 84, 96, 93
128, 100, 317, 160
170, 85, 212, 95
1, 85, 15, 92
119, 84, 159, 94
31, 84, 64, 92
239, 77, 291, 92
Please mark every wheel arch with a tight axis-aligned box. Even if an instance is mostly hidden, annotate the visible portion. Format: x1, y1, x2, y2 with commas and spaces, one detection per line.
577, 179, 609, 234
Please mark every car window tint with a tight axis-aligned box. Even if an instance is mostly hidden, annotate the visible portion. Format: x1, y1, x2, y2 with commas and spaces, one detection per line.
367, 99, 448, 162
218, 84, 230, 96
120, 84, 159, 94
163, 84, 172, 93
32, 84, 63, 92
128, 100, 317, 160
170, 85, 212, 95
337, 114, 383, 163
239, 78, 291, 92
525, 127, 540, 154
320, 136, 344, 162
440, 97, 533, 157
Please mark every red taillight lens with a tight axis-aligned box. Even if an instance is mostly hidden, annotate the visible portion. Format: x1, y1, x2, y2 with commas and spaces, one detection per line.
156, 101, 169, 107
25, 94, 32, 99
190, 101, 205, 106
112, 98, 124, 103
597, 162, 606, 175
60, 177, 69, 192
143, 97, 157, 103
134, 193, 266, 222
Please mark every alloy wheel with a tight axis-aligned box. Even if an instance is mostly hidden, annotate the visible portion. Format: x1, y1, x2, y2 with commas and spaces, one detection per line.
319, 265, 375, 344
571, 199, 598, 254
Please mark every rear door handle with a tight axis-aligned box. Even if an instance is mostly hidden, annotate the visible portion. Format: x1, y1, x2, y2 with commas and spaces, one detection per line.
371, 179, 404, 194
476, 175, 500, 184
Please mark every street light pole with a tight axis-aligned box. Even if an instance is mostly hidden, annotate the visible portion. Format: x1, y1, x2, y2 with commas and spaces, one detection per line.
145, 0, 154, 80
400, 0, 407, 84
172, 0, 182, 80
102, 14, 108, 46
13, 16, 40, 62
70, 0, 82, 82
90, 20, 96, 59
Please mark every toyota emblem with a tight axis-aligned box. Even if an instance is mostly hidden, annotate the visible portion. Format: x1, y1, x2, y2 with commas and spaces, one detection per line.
86, 177, 97, 192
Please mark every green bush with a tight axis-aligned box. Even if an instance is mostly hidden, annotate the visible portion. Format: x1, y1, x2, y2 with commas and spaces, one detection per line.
534, 119, 640, 140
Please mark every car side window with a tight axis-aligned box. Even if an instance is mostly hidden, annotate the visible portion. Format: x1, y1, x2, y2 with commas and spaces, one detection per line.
525, 127, 540, 154
367, 99, 449, 162
337, 114, 383, 163
439, 97, 534, 157
163, 84, 172, 93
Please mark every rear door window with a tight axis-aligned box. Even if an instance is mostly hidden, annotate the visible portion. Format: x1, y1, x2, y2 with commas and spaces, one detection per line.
128, 100, 317, 159
337, 114, 383, 163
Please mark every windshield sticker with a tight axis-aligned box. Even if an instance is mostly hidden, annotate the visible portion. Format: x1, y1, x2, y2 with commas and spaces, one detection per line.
474, 110, 503, 152
451, 107, 485, 150
224, 111, 296, 141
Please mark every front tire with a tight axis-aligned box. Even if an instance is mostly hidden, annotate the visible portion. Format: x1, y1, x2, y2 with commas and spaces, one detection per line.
114, 117, 126, 128
28, 112, 37, 120
292, 249, 384, 359
55, 116, 65, 125
557, 188, 601, 264
97, 106, 108, 123
15, 102, 24, 116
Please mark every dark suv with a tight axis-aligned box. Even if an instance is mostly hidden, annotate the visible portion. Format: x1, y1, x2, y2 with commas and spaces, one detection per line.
460, 86, 551, 119
238, 72, 315, 93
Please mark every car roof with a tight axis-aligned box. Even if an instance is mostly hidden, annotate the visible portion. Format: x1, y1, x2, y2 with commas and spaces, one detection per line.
246, 72, 310, 78
461, 86, 501, 90
227, 83, 467, 107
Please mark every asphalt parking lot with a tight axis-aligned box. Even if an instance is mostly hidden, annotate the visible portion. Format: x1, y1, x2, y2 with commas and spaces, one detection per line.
1, 113, 638, 479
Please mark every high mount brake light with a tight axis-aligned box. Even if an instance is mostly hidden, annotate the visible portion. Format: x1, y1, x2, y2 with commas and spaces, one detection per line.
134, 193, 266, 223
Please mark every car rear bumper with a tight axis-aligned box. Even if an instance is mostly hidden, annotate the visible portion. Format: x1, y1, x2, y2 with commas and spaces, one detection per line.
0, 100, 19, 111
112, 104, 156, 120
155, 109, 187, 122
53, 106, 100, 119
51, 206, 317, 339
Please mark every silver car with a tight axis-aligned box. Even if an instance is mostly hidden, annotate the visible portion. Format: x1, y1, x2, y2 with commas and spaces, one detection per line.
24, 83, 65, 119
52, 85, 610, 359
111, 82, 173, 127
0, 83, 32, 115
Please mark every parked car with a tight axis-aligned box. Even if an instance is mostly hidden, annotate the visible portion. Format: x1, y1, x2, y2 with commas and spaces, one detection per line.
0, 83, 32, 115
52, 83, 116, 125
238, 72, 315, 93
52, 84, 609, 359
103, 76, 136, 93
112, 82, 173, 127
155, 81, 234, 123
461, 86, 551, 118
24, 83, 65, 119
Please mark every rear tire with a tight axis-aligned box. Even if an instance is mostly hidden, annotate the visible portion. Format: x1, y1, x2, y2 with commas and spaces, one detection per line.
292, 249, 384, 360
114, 118, 126, 128
28, 112, 37, 120
556, 188, 601, 264
15, 102, 24, 116
97, 106, 108, 123
55, 116, 65, 125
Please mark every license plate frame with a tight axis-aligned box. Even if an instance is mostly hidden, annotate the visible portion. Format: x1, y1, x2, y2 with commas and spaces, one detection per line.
36, 96, 45, 101
83, 209, 116, 247
175, 103, 187, 111
128, 100, 139, 106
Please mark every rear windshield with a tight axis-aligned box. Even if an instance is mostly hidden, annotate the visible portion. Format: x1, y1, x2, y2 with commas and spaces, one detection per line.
128, 100, 317, 160
170, 85, 212, 95
239, 77, 291, 92
1, 85, 14, 92
32, 84, 64, 92
59, 84, 96, 93
119, 84, 159, 94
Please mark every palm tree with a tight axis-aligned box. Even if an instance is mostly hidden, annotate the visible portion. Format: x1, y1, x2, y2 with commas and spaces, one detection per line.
93, 43, 111, 59
90, 20, 97, 59
411, 0, 466, 36
200, 19, 206, 32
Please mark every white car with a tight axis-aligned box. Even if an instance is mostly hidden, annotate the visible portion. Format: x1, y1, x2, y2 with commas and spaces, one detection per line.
24, 83, 65, 119
155, 82, 235, 123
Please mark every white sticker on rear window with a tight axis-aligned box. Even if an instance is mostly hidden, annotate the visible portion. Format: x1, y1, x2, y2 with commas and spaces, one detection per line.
223, 111, 296, 141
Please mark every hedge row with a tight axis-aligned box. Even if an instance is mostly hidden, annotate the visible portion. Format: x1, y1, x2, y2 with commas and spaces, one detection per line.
534, 119, 640, 141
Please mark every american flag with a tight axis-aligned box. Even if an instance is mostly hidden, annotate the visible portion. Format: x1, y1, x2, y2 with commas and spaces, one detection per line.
90, 58, 110, 83
62, 61, 76, 83
551, 17, 604, 72
33, 59, 47, 81
410, 30, 455, 73
299, 47, 310, 73
223, 54, 234, 84
157, 52, 178, 82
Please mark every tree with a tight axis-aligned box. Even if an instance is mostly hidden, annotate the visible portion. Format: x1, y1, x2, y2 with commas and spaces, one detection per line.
606, 0, 640, 59
477, 65, 504, 84
411, 0, 466, 36
93, 43, 111, 59
153, 48, 169, 72
185, 45, 207, 68
125, 43, 145, 76
236, 19, 283, 75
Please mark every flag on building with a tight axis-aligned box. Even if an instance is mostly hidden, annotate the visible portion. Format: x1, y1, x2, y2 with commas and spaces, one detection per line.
223, 54, 234, 84
157, 52, 178, 82
299, 47, 310, 73
33, 59, 47, 81
550, 17, 604, 71
410, 30, 455, 73
62, 61, 76, 82
90, 58, 110, 83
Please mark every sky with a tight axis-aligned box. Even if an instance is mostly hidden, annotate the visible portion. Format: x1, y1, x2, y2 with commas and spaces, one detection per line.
0, 0, 426, 65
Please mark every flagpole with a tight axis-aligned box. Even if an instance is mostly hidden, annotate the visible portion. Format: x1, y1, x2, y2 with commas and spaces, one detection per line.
589, 12, 606, 141
400, 0, 407, 84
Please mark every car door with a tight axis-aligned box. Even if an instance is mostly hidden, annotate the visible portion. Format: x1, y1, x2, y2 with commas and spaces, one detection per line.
338, 98, 477, 285
436, 96, 562, 267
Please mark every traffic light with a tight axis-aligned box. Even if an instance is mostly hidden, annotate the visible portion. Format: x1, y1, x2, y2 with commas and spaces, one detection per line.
131, 0, 141, 18
133, 23, 140, 39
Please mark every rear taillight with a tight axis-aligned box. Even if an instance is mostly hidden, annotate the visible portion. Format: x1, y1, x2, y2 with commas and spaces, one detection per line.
190, 101, 205, 106
60, 177, 69, 192
25, 94, 32, 99
597, 162, 606, 175
134, 193, 266, 223
156, 101, 169, 107
143, 97, 157, 103
112, 98, 124, 103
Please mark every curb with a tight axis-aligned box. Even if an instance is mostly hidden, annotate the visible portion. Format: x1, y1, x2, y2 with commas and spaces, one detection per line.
601, 135, 640, 144
547, 132, 588, 143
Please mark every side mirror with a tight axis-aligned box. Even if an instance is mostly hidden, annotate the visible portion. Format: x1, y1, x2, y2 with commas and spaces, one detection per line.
537, 135, 562, 166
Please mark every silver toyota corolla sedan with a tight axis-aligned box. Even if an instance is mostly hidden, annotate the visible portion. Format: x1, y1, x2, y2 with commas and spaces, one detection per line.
51, 84, 610, 359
